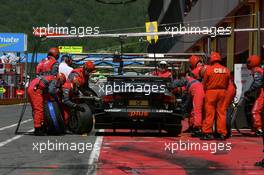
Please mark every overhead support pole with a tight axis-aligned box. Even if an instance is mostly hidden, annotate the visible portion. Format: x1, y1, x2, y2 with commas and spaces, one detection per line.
227, 19, 235, 71
257, 11, 261, 56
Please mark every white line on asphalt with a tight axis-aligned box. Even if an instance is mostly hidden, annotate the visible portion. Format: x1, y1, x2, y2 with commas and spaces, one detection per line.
0, 119, 32, 131
0, 129, 34, 147
87, 129, 104, 175
0, 103, 29, 108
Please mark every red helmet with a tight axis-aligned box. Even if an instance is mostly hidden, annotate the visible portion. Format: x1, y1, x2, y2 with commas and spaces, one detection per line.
56, 73, 66, 85
189, 55, 201, 69
210, 52, 221, 63
84, 61, 95, 72
48, 47, 60, 60
247, 55, 261, 68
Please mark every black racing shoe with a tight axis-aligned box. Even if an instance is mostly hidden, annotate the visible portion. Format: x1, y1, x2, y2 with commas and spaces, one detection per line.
200, 133, 214, 140
255, 130, 263, 137
183, 126, 193, 133
191, 128, 202, 137
34, 126, 47, 136
255, 159, 264, 168
215, 134, 226, 141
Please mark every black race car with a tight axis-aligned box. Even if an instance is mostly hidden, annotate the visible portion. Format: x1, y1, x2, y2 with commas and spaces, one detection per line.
94, 75, 182, 136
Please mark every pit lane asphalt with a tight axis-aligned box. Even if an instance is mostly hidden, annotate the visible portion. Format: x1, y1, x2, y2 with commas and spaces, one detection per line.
1, 104, 263, 175
0, 104, 98, 175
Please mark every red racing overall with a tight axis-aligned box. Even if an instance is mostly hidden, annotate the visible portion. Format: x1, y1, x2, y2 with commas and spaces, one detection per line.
202, 63, 230, 136
27, 75, 55, 128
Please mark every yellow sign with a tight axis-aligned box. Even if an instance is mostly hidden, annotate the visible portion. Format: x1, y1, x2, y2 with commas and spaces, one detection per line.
59, 46, 83, 53
0, 87, 6, 94
145, 21, 158, 43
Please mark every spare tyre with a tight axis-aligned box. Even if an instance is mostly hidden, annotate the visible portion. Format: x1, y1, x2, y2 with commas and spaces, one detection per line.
44, 100, 65, 135
68, 104, 93, 134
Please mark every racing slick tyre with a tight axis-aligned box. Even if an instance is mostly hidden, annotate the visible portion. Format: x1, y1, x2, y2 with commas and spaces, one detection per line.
68, 104, 93, 134
44, 101, 65, 135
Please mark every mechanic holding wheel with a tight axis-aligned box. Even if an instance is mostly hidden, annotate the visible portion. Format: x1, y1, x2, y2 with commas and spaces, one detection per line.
244, 55, 264, 136
28, 47, 60, 136
27, 75, 55, 136
28, 73, 67, 136
201, 52, 231, 140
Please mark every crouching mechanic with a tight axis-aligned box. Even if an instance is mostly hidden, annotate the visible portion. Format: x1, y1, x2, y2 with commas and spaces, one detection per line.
244, 55, 264, 136
62, 78, 85, 124
68, 61, 95, 95
201, 52, 231, 140
27, 73, 65, 136
173, 72, 205, 137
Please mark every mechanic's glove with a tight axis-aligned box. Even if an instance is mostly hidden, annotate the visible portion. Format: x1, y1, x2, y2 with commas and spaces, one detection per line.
74, 104, 85, 112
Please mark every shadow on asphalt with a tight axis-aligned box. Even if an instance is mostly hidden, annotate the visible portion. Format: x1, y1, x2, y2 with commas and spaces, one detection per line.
15, 131, 34, 135
95, 130, 180, 137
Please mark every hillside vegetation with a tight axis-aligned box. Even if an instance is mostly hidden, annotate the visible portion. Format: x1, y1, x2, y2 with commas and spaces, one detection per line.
0, 0, 150, 53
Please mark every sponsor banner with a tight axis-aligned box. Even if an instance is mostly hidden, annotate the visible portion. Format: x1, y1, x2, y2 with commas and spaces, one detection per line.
0, 33, 27, 52
59, 46, 83, 53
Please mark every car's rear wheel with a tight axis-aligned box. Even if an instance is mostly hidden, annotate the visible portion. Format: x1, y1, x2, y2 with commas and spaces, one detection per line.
68, 104, 94, 134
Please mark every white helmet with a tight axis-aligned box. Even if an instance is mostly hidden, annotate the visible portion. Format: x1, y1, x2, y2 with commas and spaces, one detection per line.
160, 61, 167, 65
